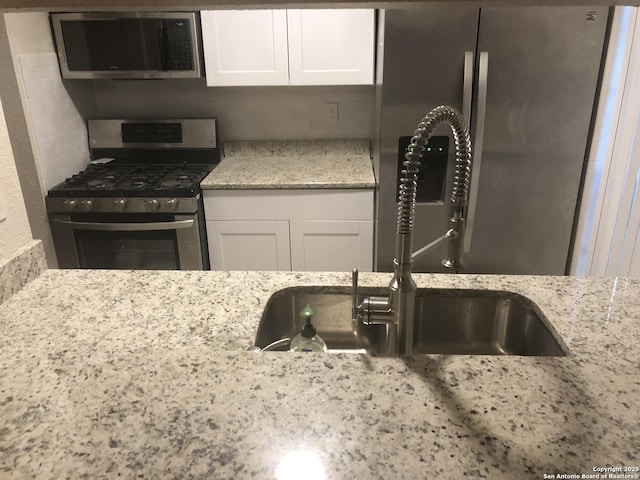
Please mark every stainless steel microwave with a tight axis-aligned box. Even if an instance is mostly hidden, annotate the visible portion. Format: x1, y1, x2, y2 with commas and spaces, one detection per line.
50, 12, 203, 80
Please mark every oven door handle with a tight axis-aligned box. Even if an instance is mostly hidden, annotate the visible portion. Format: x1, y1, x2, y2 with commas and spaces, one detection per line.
51, 219, 195, 231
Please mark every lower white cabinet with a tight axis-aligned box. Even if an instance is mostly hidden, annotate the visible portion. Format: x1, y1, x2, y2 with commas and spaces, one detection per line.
204, 189, 374, 272
289, 220, 373, 271
207, 220, 291, 271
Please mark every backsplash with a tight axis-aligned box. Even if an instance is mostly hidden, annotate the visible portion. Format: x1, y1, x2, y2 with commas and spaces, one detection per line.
93, 80, 374, 141
18, 53, 89, 190
224, 139, 370, 157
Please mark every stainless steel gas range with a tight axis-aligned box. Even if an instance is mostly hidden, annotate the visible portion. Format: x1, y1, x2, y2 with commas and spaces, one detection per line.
46, 119, 221, 270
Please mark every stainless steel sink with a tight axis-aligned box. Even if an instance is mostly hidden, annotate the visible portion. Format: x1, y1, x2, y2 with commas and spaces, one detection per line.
254, 287, 568, 356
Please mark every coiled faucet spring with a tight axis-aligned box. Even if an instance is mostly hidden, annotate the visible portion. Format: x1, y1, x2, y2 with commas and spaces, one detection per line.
398, 105, 472, 236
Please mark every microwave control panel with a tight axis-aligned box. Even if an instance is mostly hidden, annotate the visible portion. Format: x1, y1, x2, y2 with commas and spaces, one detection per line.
166, 19, 194, 71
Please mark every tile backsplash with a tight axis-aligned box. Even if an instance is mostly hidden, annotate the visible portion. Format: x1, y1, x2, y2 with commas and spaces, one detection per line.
18, 53, 89, 190
93, 79, 374, 142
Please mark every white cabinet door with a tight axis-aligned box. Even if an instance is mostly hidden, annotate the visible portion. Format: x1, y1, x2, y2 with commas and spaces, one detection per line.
207, 220, 291, 271
201, 10, 289, 86
290, 220, 373, 272
287, 9, 375, 85
204, 189, 374, 272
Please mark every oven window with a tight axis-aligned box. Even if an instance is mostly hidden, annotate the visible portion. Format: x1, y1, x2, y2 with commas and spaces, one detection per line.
75, 229, 179, 270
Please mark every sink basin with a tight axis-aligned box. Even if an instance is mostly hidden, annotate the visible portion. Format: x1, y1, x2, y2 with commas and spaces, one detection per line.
254, 287, 568, 356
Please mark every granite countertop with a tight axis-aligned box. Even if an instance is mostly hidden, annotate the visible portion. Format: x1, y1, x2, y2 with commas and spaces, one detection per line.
201, 140, 376, 189
0, 269, 639, 479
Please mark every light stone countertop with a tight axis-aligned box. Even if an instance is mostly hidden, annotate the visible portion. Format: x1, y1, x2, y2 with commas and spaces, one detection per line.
0, 240, 46, 305
0, 269, 639, 479
201, 140, 376, 189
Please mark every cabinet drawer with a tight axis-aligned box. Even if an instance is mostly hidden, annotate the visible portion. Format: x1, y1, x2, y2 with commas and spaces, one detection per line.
203, 189, 374, 221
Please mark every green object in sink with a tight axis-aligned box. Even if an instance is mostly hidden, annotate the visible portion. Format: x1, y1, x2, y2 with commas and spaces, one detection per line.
289, 304, 328, 353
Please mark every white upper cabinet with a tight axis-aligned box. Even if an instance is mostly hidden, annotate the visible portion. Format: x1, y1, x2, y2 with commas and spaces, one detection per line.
201, 10, 289, 86
201, 9, 375, 86
287, 9, 375, 86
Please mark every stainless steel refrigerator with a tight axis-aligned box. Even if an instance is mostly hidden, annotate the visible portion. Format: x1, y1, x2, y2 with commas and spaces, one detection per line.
373, 6, 610, 275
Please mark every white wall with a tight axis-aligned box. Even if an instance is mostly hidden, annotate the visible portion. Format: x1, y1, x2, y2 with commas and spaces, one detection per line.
0, 95, 33, 259
6, 12, 91, 190
4, 12, 51, 54
1, 12, 98, 266
18, 53, 90, 189
0, 12, 57, 265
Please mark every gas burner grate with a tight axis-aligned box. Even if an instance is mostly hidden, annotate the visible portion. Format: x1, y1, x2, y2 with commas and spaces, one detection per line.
48, 161, 216, 197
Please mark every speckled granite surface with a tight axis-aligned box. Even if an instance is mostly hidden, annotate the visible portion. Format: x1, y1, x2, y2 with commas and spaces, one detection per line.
201, 140, 376, 189
0, 240, 46, 305
0, 270, 638, 479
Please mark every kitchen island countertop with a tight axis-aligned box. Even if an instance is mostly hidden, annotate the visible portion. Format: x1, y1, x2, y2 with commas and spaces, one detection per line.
201, 140, 376, 189
0, 269, 638, 479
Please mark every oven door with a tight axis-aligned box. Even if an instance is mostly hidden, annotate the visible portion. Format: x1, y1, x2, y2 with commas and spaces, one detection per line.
49, 212, 207, 270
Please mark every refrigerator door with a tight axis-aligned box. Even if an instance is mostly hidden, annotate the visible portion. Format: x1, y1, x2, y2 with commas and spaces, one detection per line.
375, 6, 480, 272
464, 6, 609, 274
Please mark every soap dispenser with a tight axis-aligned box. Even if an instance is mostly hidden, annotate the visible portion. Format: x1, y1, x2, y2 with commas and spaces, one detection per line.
289, 304, 328, 352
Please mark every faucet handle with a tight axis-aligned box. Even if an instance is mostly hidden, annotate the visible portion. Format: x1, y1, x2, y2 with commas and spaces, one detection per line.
352, 268, 359, 322
351, 268, 394, 328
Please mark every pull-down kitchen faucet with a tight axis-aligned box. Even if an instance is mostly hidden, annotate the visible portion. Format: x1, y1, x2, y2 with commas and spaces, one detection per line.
352, 105, 472, 355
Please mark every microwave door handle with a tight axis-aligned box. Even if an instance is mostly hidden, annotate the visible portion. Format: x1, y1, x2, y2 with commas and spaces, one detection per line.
51, 219, 194, 231
157, 19, 168, 70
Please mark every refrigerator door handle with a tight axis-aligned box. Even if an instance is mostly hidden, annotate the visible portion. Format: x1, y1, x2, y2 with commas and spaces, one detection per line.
463, 51, 474, 128
464, 51, 489, 253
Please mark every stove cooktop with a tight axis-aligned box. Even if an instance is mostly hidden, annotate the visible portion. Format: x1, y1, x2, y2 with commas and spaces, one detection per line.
47, 160, 216, 198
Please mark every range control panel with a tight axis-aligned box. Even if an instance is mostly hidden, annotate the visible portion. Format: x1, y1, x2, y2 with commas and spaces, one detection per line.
121, 123, 183, 144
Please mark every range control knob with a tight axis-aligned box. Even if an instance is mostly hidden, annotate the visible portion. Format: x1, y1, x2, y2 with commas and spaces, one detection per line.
146, 199, 160, 211
62, 200, 77, 212
79, 200, 94, 212
166, 198, 179, 211
114, 199, 128, 212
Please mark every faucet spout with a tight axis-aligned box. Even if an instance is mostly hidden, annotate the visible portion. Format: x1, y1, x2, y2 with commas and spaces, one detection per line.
394, 106, 472, 353
353, 105, 472, 355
